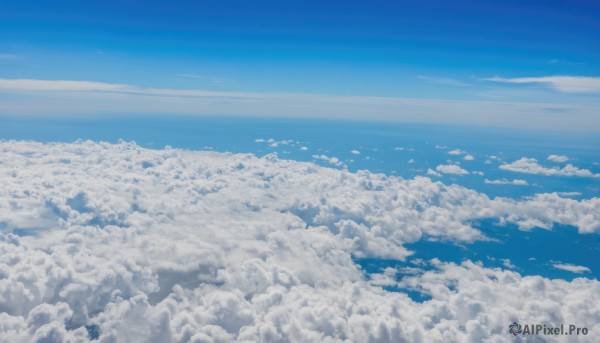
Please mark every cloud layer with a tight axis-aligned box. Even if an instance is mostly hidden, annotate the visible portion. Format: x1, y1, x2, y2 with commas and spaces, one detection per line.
1, 78, 600, 131
485, 76, 600, 93
500, 158, 600, 178
0, 141, 599, 342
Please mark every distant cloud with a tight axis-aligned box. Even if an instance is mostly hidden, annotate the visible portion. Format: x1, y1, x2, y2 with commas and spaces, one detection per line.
1, 78, 599, 131
350, 150, 360, 155
448, 149, 466, 156
553, 263, 591, 274
484, 75, 600, 93
435, 164, 469, 175
312, 154, 343, 167
557, 191, 581, 197
394, 147, 414, 151
484, 178, 528, 186
463, 154, 475, 161
427, 168, 441, 177
547, 154, 569, 163
500, 158, 599, 178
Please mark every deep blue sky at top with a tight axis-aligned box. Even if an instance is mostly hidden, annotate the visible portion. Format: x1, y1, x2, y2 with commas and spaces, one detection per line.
1, 0, 598, 95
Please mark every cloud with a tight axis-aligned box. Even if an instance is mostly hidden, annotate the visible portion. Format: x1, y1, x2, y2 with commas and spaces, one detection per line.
350, 150, 360, 155
500, 158, 600, 178
553, 263, 591, 274
1, 78, 600, 131
435, 164, 469, 175
463, 154, 475, 161
484, 178, 528, 186
447, 149, 466, 155
427, 168, 441, 177
485, 76, 600, 93
0, 141, 599, 341
312, 154, 344, 167
547, 154, 570, 163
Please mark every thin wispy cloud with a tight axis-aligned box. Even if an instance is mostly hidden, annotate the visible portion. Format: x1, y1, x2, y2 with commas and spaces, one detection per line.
553, 263, 591, 274
1, 78, 599, 131
484, 76, 600, 93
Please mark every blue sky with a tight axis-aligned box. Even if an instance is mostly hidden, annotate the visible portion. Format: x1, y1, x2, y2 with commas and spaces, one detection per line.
1, 0, 599, 129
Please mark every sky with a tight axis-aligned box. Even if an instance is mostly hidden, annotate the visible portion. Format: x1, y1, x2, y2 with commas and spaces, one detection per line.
1, 0, 600, 129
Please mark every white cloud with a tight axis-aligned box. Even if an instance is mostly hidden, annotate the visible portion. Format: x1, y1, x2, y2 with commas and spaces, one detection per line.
484, 178, 528, 186
553, 263, 591, 274
547, 154, 570, 163
558, 191, 581, 197
500, 158, 600, 178
448, 149, 465, 155
2, 78, 600, 131
435, 164, 469, 175
463, 154, 475, 161
0, 141, 599, 341
300, 146, 308, 151
350, 150, 360, 155
312, 154, 343, 167
427, 168, 441, 177
485, 75, 600, 93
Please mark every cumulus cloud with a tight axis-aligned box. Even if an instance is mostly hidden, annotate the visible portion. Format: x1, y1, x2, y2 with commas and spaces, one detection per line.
0, 141, 599, 342
427, 168, 441, 177
484, 178, 528, 186
485, 75, 600, 93
435, 164, 469, 175
463, 154, 474, 161
447, 149, 465, 156
547, 154, 570, 163
351, 150, 360, 155
312, 154, 344, 167
500, 158, 600, 178
553, 263, 591, 274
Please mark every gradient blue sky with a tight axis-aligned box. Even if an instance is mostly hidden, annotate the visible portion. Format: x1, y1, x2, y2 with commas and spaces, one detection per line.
1, 0, 599, 129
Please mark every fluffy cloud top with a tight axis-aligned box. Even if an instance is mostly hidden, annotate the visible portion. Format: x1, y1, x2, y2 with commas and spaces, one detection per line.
0, 141, 599, 342
547, 155, 570, 163
435, 164, 469, 175
447, 149, 465, 156
500, 158, 600, 178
